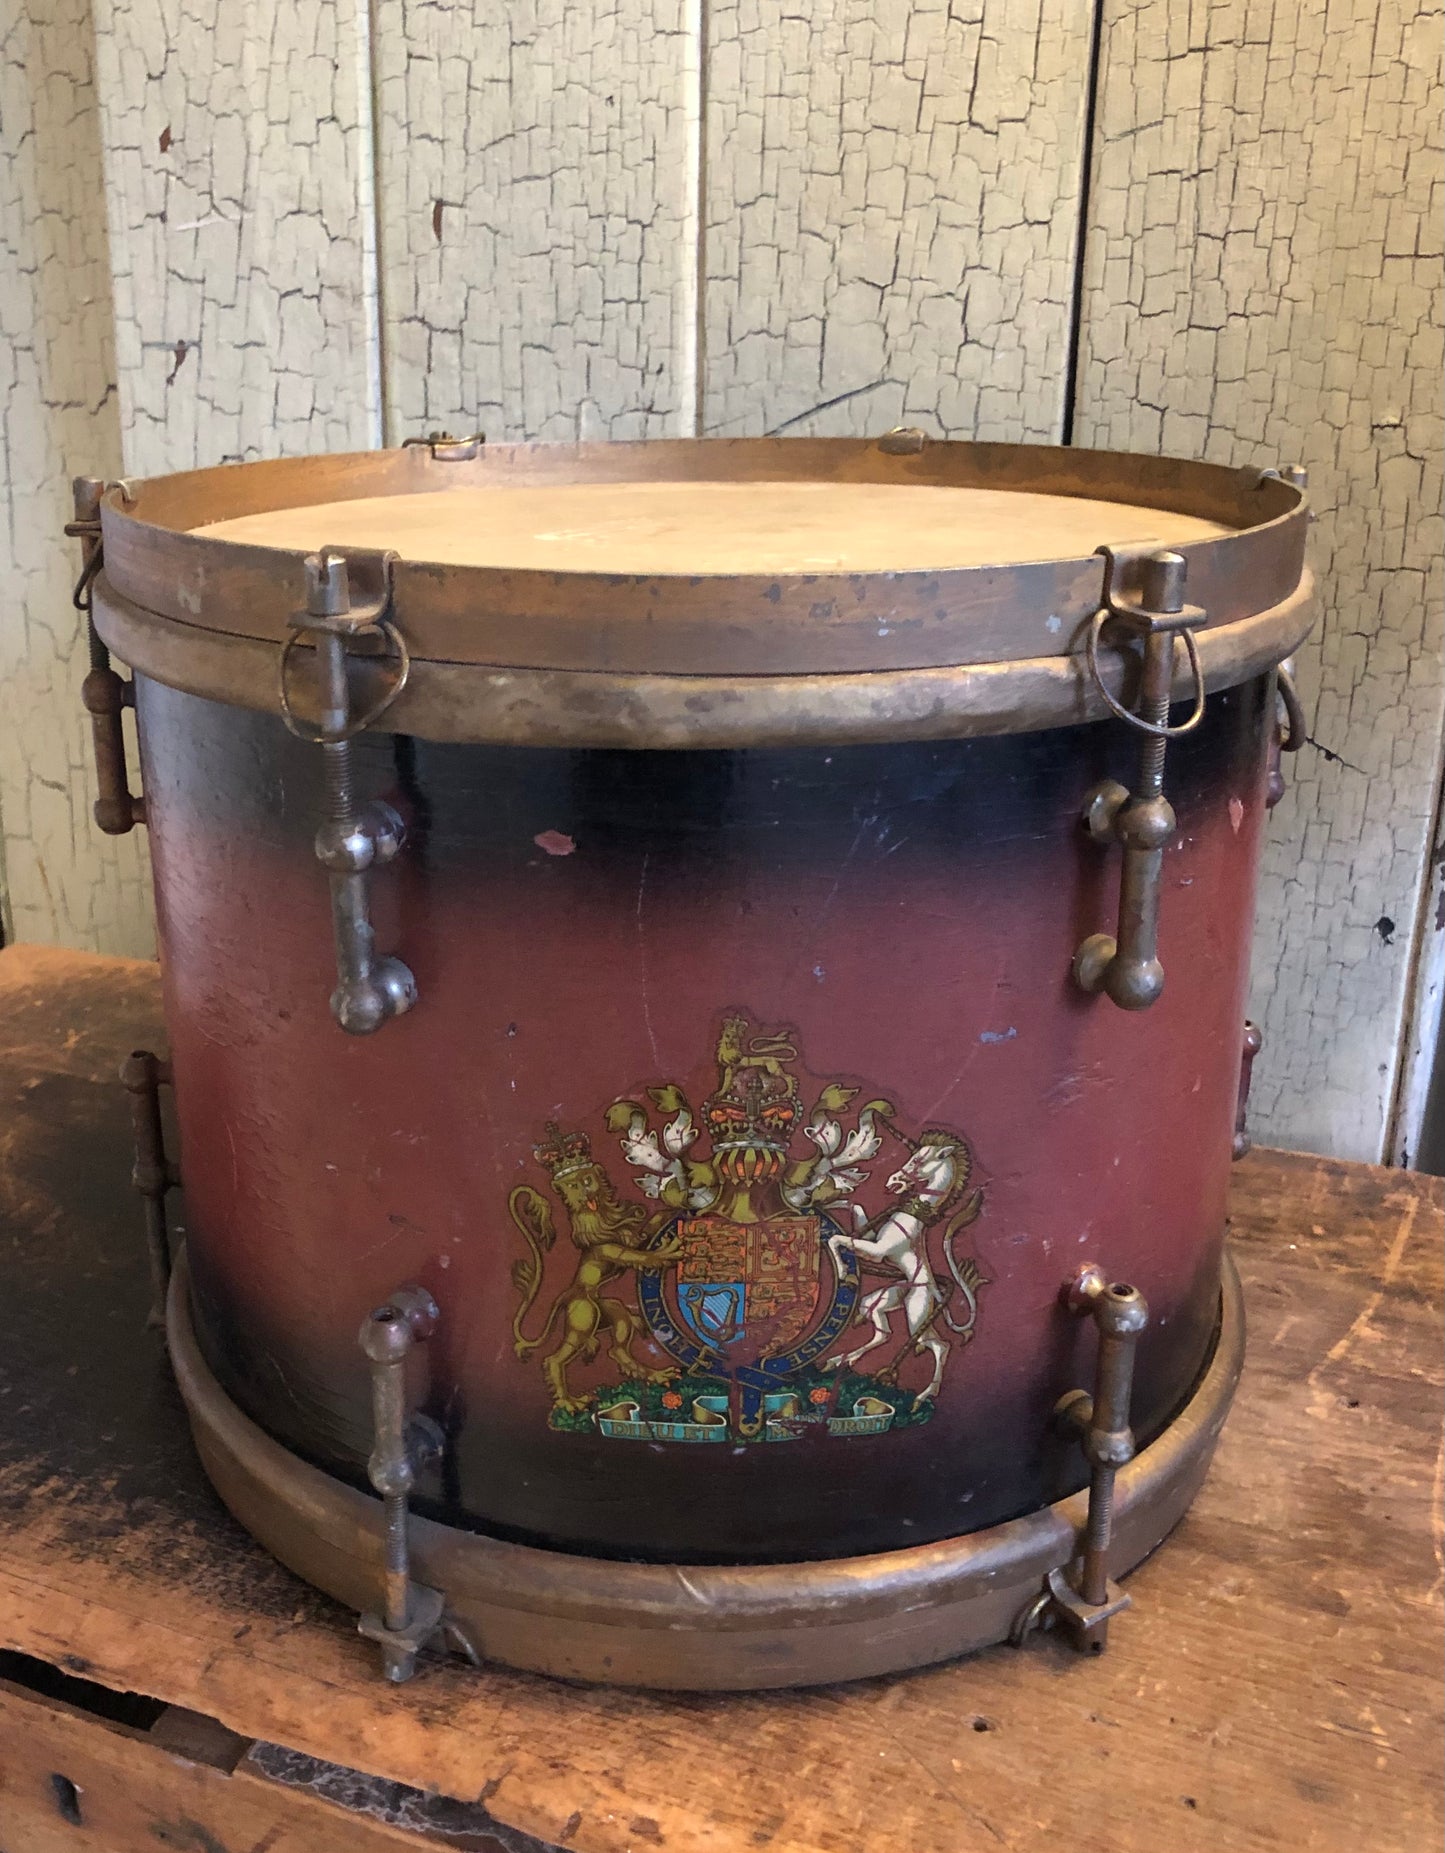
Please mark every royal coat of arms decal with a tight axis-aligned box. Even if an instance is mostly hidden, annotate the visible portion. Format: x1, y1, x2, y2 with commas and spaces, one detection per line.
509, 1013, 989, 1442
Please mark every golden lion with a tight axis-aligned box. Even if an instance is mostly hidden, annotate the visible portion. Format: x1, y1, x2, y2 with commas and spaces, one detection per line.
510, 1153, 680, 1415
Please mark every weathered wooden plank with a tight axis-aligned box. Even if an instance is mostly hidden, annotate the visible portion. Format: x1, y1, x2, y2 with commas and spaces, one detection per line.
701, 0, 1091, 439
0, 0, 153, 956
88, 0, 382, 476
0, 1674, 529, 1851
1075, 0, 1445, 1161
373, 0, 697, 444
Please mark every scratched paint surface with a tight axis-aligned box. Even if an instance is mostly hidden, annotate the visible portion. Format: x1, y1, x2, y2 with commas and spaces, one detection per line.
702, 0, 1089, 439
0, 0, 152, 954
88, 0, 381, 474
1074, 0, 1445, 1161
373, 0, 696, 444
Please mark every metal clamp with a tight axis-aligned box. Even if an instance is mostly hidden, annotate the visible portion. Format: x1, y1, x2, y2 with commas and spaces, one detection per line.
120, 1050, 180, 1328
358, 1285, 445, 1682
402, 431, 485, 461
69, 477, 145, 835
279, 550, 417, 1036
877, 426, 928, 455
1073, 547, 1207, 1011
1012, 1266, 1149, 1654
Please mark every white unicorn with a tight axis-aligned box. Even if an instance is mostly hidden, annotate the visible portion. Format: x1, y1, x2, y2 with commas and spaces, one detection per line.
824, 1131, 985, 1404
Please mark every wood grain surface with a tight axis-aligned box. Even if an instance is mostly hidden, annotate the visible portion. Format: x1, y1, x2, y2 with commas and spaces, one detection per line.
0, 943, 1439, 1853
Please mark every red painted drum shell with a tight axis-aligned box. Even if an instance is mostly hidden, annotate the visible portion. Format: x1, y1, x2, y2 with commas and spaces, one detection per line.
137, 673, 1272, 1564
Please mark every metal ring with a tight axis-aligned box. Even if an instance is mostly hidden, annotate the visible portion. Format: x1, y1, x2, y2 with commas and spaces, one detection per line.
1276, 663, 1306, 752
1085, 613, 1207, 738
278, 620, 412, 743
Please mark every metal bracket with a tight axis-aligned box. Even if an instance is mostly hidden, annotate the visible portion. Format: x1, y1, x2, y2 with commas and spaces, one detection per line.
279, 550, 417, 1036
69, 477, 146, 836
120, 1050, 180, 1329
402, 431, 485, 461
1233, 1020, 1264, 1160
1012, 1266, 1149, 1655
358, 1285, 445, 1683
877, 426, 927, 455
1073, 547, 1208, 1012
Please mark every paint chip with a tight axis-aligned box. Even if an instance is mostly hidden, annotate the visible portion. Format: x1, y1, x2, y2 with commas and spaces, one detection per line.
1229, 796, 1244, 833
979, 1026, 1017, 1045
534, 830, 576, 857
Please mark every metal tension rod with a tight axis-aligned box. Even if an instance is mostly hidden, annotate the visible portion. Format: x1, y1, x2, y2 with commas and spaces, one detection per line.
68, 476, 145, 835
357, 1286, 445, 1682
120, 1050, 180, 1328
279, 549, 417, 1035
1073, 547, 1206, 1011
1012, 1265, 1149, 1653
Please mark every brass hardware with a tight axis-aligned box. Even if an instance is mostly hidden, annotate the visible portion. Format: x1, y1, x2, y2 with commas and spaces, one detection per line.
402, 431, 485, 461
280, 550, 417, 1036
1013, 1267, 1149, 1654
1074, 547, 1207, 1011
357, 1285, 445, 1682
120, 1050, 179, 1328
69, 477, 145, 835
1259, 461, 1314, 524
170, 1244, 1242, 1690
877, 426, 927, 455
1233, 1020, 1264, 1159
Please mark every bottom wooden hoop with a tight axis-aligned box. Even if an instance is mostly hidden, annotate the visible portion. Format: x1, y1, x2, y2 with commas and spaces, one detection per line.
167, 1249, 1244, 1691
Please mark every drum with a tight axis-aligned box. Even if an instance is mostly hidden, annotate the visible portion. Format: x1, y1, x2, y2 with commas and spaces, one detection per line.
79, 436, 1311, 1689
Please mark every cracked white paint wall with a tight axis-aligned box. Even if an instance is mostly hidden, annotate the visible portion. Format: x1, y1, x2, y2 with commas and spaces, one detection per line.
2, 0, 1442, 1165
374, 0, 696, 442
1075, 0, 1445, 1160
703, 0, 1089, 437
0, 0, 151, 954
89, 0, 381, 473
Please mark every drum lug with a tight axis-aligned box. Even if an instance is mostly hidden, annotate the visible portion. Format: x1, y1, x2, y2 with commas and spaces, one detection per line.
68, 477, 146, 835
119, 1050, 180, 1328
1233, 1019, 1264, 1159
279, 549, 417, 1035
358, 1285, 446, 1682
1073, 547, 1208, 1012
877, 426, 928, 455
1011, 1267, 1149, 1654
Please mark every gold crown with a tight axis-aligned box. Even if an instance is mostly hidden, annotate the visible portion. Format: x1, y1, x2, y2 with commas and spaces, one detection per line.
533, 1121, 593, 1180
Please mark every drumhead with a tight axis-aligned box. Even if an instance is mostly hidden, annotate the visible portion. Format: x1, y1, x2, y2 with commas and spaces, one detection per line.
197, 480, 1231, 577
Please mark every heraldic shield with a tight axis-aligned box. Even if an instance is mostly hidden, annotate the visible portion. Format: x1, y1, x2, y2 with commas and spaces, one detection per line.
509, 1011, 990, 1445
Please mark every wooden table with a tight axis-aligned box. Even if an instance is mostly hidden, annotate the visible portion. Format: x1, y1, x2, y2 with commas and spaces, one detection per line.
0, 943, 1439, 1853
